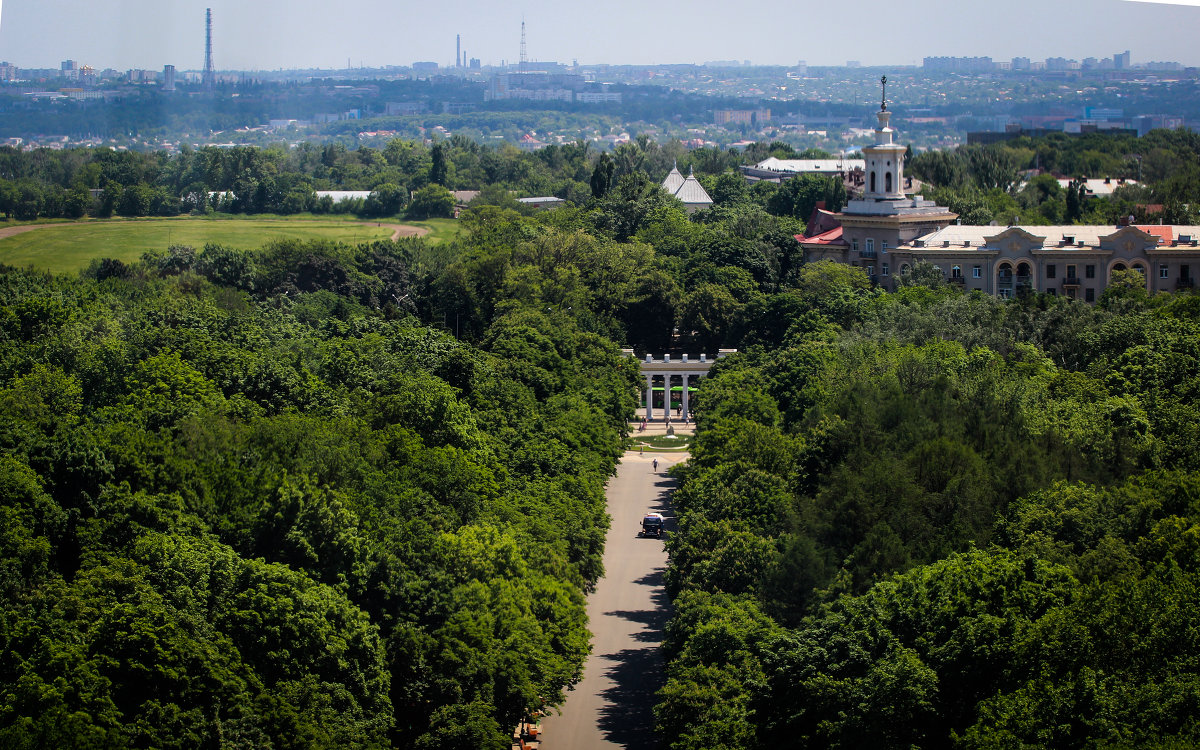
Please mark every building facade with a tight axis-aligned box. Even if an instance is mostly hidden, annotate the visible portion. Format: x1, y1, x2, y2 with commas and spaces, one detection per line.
889, 224, 1200, 299
801, 84, 1200, 299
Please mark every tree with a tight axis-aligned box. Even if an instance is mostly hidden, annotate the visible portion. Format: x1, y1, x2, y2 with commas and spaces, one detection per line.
766, 174, 845, 220
364, 183, 406, 217
430, 143, 449, 187
897, 260, 949, 289
710, 172, 750, 206
1065, 177, 1087, 222
408, 184, 455, 219
590, 153, 615, 199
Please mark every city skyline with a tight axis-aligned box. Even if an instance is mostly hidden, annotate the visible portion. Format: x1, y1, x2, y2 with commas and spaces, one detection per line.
1, 0, 1199, 72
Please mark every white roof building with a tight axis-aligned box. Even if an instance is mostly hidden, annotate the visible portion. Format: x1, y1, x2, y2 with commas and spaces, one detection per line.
740, 156, 867, 183
662, 164, 686, 194
662, 163, 712, 213
315, 191, 373, 201
1056, 177, 1137, 198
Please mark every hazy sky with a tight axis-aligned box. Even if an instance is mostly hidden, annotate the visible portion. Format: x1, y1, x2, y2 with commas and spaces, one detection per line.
0, 0, 1198, 71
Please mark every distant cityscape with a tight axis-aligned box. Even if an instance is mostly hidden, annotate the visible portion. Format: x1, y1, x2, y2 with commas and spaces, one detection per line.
1, 46, 1189, 91
0, 18, 1196, 157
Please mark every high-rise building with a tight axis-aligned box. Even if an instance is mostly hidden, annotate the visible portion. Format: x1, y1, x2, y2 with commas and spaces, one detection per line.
163, 64, 176, 91
1114, 50, 1131, 69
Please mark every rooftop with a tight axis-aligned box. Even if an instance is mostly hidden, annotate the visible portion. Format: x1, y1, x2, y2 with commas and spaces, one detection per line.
908, 224, 1200, 249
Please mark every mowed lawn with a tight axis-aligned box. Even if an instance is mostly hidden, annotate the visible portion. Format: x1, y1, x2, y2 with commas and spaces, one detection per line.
0, 216, 456, 274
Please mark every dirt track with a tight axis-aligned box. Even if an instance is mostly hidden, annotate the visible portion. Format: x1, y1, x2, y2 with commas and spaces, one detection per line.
538, 451, 684, 749
377, 223, 430, 240
0, 224, 49, 241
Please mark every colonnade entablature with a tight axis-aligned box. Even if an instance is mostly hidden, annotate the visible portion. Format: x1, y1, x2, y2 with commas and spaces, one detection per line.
622, 349, 737, 421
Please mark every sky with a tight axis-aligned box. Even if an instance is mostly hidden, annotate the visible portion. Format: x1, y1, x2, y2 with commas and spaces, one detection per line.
0, 0, 1198, 72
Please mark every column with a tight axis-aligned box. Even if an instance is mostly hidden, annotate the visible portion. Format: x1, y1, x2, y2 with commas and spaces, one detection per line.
645, 374, 653, 421
681, 373, 690, 421
662, 373, 671, 421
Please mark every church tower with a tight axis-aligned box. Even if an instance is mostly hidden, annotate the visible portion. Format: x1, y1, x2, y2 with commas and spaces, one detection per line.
862, 76, 907, 201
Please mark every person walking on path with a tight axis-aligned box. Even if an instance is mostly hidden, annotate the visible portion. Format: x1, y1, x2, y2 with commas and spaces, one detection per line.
652, 458, 658, 472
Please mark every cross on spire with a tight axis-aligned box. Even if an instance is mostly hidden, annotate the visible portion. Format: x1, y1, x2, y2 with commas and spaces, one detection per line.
880, 75, 888, 111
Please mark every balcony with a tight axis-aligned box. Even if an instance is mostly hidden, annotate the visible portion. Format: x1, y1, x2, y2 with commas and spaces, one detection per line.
998, 276, 1014, 289
949, 276, 966, 285
1178, 278, 1195, 290
859, 249, 877, 259
1062, 277, 1081, 288
1016, 274, 1032, 285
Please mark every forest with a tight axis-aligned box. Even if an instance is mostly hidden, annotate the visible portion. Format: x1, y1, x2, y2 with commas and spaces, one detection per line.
1, 128, 1199, 747
0, 124, 1196, 225
0, 234, 641, 747
659, 274, 1200, 748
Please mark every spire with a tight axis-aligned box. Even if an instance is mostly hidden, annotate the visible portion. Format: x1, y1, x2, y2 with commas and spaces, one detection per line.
688, 165, 694, 176
880, 75, 887, 111
519, 19, 527, 72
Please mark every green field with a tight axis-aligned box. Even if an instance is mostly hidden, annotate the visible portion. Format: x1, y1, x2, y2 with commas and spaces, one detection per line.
400, 218, 460, 244
0, 216, 460, 274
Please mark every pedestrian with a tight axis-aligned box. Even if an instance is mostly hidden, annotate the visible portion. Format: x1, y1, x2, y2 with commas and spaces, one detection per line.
639, 445, 644, 455
653, 458, 659, 472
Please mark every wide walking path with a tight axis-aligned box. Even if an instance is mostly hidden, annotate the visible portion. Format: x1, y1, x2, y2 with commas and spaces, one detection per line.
538, 450, 684, 749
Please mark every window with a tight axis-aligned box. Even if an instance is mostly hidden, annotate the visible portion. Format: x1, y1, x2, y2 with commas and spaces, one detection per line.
901, 264, 910, 275
1183, 264, 1191, 280
881, 241, 888, 253
865, 238, 874, 253
1067, 264, 1076, 279
881, 264, 890, 276
1085, 264, 1096, 279
852, 239, 859, 252
1085, 288, 1095, 302
1160, 263, 1170, 279
1046, 263, 1057, 279
952, 265, 962, 278
1047, 288, 1056, 296
972, 265, 982, 278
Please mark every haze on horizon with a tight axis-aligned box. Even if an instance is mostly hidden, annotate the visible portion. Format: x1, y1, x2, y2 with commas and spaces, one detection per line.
1, 0, 1197, 72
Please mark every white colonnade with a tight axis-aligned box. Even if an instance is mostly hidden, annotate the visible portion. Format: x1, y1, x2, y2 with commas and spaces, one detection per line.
631, 350, 735, 422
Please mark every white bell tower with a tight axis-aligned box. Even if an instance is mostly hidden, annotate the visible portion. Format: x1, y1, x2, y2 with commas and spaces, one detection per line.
862, 75, 907, 201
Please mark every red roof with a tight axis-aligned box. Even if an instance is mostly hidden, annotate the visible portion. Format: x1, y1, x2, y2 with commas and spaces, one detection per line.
796, 226, 845, 245
1137, 225, 1173, 244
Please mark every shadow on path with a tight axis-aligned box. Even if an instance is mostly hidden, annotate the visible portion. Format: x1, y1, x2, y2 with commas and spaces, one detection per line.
604, 569, 671, 644
597, 567, 670, 748
596, 648, 666, 748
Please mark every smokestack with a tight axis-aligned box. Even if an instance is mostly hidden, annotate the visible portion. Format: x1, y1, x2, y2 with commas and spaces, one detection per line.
457, 34, 461, 69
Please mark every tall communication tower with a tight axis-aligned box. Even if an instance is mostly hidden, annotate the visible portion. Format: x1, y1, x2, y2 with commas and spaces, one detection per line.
519, 20, 527, 72
203, 8, 215, 91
